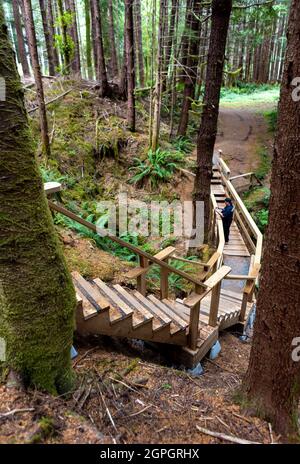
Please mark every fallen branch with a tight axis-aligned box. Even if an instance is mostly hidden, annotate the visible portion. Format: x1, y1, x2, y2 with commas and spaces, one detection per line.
28, 89, 72, 114
196, 425, 261, 444
0, 408, 35, 419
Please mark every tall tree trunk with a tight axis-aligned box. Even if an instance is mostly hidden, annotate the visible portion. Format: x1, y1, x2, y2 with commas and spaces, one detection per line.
108, 0, 119, 79
57, 0, 71, 72
119, 26, 128, 100
134, 0, 144, 87
0, 3, 76, 394
91, 0, 108, 96
47, 0, 60, 71
90, 0, 98, 76
193, 0, 232, 240
151, 0, 167, 151
39, 0, 56, 76
243, 0, 300, 439
177, 0, 202, 137
23, 0, 51, 159
84, 0, 92, 79
65, 0, 81, 75
125, 0, 136, 131
12, 0, 30, 77
165, 0, 178, 76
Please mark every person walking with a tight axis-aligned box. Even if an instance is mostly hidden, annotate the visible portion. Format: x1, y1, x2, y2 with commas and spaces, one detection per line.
216, 198, 234, 243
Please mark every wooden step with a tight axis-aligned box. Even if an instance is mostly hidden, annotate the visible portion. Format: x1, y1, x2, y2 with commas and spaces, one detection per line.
113, 285, 163, 332
72, 272, 110, 312
163, 299, 190, 324
93, 278, 134, 325
148, 295, 188, 333
133, 291, 172, 329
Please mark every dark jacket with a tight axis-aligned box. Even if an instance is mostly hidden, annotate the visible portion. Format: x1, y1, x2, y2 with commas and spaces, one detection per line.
222, 205, 234, 224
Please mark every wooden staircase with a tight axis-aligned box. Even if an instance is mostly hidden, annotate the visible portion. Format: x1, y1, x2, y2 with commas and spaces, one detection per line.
46, 157, 263, 368
74, 272, 218, 356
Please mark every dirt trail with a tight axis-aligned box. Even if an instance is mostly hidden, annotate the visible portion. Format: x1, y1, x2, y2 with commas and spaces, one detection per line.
215, 107, 273, 177
179, 105, 273, 201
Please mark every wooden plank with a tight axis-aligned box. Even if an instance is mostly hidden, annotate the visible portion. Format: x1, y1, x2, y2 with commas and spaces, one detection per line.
94, 278, 133, 318
133, 291, 171, 326
163, 300, 190, 324
184, 291, 208, 308
72, 272, 110, 311
154, 246, 176, 261
204, 265, 231, 289
148, 295, 188, 329
113, 285, 154, 322
75, 287, 98, 320
44, 182, 62, 195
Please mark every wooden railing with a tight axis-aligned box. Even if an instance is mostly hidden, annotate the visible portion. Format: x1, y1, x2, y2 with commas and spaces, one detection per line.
47, 199, 229, 350
217, 157, 263, 321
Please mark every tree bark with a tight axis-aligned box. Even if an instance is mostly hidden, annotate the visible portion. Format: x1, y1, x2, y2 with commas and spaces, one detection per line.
91, 0, 108, 96
243, 0, 300, 439
134, 0, 144, 87
0, 3, 76, 394
57, 0, 71, 72
125, 0, 136, 131
47, 0, 60, 71
108, 0, 119, 79
65, 0, 81, 75
23, 0, 51, 160
177, 0, 202, 137
151, 0, 167, 151
193, 0, 232, 240
11, 0, 30, 77
39, 0, 56, 76
84, 0, 92, 79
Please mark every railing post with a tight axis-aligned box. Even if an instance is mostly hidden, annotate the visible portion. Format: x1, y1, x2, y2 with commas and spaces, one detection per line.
137, 256, 148, 296
239, 292, 249, 322
160, 258, 169, 300
189, 284, 202, 350
209, 281, 221, 327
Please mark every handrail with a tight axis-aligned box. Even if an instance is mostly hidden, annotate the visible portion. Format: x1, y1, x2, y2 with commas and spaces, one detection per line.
48, 200, 207, 289
217, 158, 263, 266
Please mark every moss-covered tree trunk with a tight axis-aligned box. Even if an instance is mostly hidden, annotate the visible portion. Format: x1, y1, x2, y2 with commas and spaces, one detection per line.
242, 0, 300, 439
0, 4, 76, 394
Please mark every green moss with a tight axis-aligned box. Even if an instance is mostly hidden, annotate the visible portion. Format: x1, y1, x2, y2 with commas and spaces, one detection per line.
0, 6, 76, 395
29, 417, 56, 444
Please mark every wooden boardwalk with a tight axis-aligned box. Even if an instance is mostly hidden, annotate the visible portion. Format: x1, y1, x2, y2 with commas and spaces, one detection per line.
47, 157, 262, 368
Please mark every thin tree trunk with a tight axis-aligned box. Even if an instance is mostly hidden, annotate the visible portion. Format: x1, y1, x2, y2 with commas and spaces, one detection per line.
193, 0, 232, 240
12, 0, 30, 77
108, 0, 119, 79
84, 0, 92, 79
0, 2, 76, 394
65, 0, 81, 75
39, 0, 56, 76
177, 0, 202, 137
243, 0, 300, 439
151, 0, 167, 151
23, 0, 51, 160
90, 0, 98, 76
125, 0, 136, 131
91, 0, 108, 96
47, 0, 60, 71
134, 0, 144, 87
57, 0, 71, 72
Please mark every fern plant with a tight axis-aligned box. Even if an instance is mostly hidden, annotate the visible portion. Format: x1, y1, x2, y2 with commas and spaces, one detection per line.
172, 136, 193, 154
130, 148, 184, 190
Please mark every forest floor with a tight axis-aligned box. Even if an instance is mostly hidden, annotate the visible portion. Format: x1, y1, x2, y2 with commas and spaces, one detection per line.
0, 80, 280, 444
